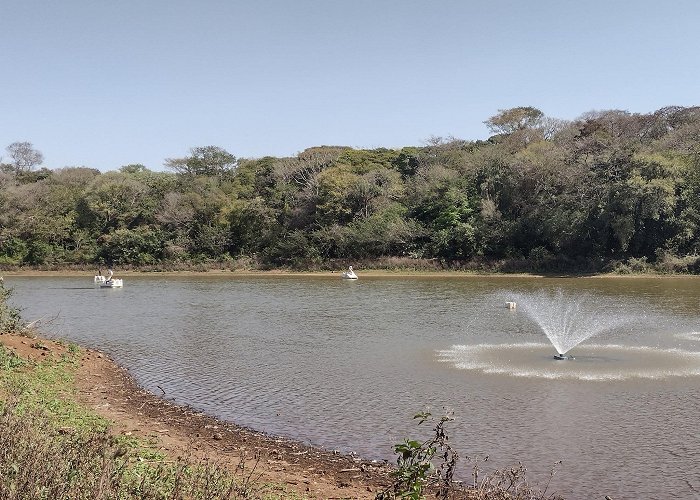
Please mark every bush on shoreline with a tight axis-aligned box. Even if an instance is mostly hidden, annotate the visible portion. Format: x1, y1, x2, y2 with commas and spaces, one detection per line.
2, 253, 700, 276
3, 106, 700, 276
377, 412, 564, 500
0, 281, 25, 335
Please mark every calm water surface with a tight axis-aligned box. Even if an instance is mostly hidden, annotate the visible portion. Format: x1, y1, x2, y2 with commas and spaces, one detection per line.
8, 275, 700, 499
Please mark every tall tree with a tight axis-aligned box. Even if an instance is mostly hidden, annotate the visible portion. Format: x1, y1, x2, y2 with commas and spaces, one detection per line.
164, 146, 237, 177
484, 107, 544, 135
5, 142, 44, 173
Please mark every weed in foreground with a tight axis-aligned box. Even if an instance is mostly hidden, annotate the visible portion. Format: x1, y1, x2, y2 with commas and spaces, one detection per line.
377, 411, 564, 500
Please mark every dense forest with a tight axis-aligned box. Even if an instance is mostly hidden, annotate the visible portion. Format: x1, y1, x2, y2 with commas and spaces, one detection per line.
1, 106, 699, 274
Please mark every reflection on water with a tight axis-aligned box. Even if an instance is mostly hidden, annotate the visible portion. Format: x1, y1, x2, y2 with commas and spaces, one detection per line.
7, 274, 700, 499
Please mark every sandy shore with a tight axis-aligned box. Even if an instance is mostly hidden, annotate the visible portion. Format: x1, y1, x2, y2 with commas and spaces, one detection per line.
2, 268, 546, 278
3, 267, 696, 279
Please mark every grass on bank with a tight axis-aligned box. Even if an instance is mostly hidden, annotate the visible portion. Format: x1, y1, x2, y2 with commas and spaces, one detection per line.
0, 342, 304, 500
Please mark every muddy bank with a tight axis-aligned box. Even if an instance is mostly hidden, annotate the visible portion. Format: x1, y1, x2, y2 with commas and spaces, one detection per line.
1, 333, 392, 499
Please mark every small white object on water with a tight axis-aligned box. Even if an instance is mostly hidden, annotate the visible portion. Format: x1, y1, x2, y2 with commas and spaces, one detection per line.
100, 269, 124, 288
505, 301, 517, 309
341, 266, 358, 280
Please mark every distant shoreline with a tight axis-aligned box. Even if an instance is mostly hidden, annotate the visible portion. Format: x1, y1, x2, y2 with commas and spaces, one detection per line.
1, 268, 540, 278
2, 267, 699, 279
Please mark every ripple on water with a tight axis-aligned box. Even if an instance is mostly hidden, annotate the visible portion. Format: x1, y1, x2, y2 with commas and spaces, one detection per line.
437, 343, 700, 381
675, 331, 700, 342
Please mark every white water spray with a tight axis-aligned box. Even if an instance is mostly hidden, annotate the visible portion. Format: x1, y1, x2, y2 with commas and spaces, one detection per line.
512, 289, 633, 356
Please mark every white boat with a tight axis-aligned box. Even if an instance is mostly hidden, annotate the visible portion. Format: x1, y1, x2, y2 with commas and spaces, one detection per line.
341, 266, 358, 280
100, 278, 123, 288
99, 269, 123, 288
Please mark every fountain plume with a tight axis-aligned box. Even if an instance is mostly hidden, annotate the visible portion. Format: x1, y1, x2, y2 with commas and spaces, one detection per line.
512, 289, 632, 356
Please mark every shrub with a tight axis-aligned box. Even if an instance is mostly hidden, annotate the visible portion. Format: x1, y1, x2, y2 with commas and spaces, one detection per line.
376, 411, 458, 500
0, 281, 25, 335
655, 252, 700, 274
377, 411, 564, 500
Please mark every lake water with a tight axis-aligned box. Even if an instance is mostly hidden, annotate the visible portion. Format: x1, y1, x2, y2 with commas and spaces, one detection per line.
7, 274, 700, 499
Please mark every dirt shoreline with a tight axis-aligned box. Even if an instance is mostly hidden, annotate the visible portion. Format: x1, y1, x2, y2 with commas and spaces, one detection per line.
1, 268, 544, 278
2, 267, 697, 279
1, 333, 392, 499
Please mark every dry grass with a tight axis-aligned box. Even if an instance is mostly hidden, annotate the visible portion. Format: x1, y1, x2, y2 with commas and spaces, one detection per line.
0, 342, 302, 500
0, 400, 270, 499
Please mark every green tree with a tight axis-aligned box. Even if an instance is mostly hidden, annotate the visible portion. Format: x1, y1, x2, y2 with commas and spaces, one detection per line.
228, 197, 280, 256
314, 167, 357, 225
261, 229, 319, 268
97, 226, 164, 265
0, 179, 74, 264
76, 173, 151, 232
624, 154, 683, 257
164, 146, 237, 178
344, 205, 423, 259
485, 107, 544, 135
119, 163, 150, 174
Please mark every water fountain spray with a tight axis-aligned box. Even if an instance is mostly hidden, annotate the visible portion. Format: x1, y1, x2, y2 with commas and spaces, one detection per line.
512, 289, 629, 360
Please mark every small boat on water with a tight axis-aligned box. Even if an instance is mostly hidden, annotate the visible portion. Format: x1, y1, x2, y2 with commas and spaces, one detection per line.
101, 278, 123, 288
341, 266, 358, 280
99, 269, 123, 288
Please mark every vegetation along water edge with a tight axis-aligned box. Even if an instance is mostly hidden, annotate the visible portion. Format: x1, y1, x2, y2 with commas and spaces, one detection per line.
2, 106, 700, 276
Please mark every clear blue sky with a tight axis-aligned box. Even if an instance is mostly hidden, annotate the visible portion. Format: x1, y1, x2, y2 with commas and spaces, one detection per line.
1, 0, 698, 171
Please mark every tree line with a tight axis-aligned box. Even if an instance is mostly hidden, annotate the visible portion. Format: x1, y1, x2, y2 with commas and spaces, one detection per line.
1, 106, 699, 273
